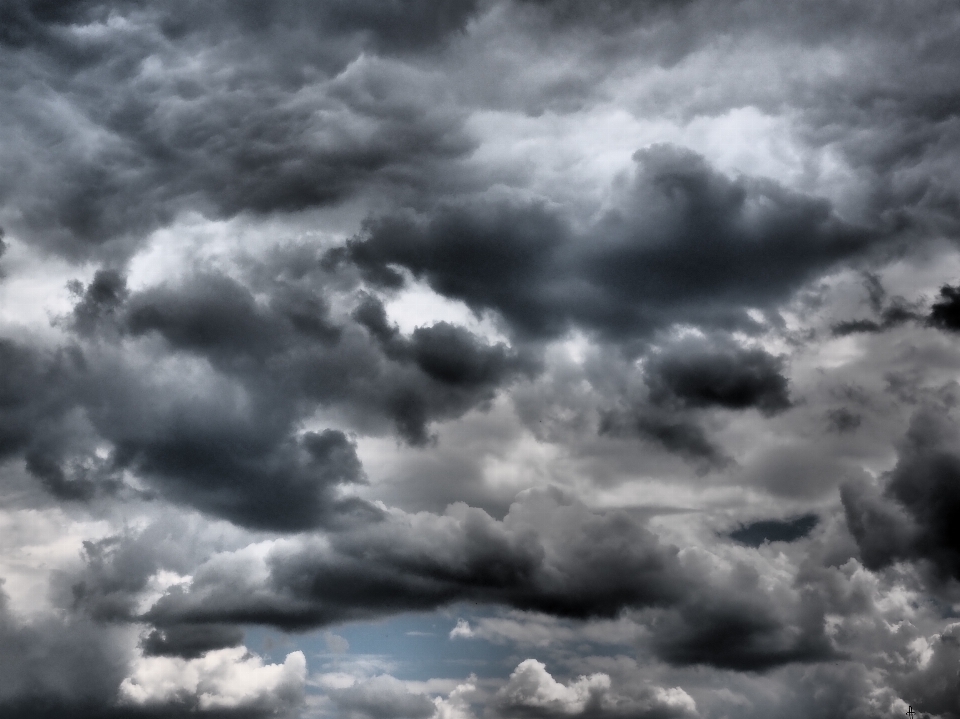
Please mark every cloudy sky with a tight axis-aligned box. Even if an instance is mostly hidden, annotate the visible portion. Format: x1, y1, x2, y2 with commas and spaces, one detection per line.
1, 1, 960, 717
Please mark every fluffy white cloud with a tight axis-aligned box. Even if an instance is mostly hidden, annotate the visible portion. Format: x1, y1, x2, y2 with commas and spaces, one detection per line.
119, 646, 306, 713
496, 659, 697, 718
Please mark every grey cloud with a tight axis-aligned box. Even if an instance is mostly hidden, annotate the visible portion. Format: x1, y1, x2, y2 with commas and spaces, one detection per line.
68, 268, 129, 337
106, 419, 370, 533
142, 489, 685, 631
0, 582, 131, 719
6, 265, 533, 525
649, 579, 835, 671
64, 520, 204, 623
5, 1, 960, 715
139, 623, 244, 660
831, 280, 922, 336
315, 0, 480, 53
0, 338, 113, 502
350, 294, 540, 443
841, 478, 918, 572
826, 408, 861, 434
118, 271, 533, 446
328, 675, 436, 719
0, 1, 476, 258
138, 490, 831, 671
125, 273, 297, 361
843, 406, 960, 581
893, 622, 960, 719
0, 339, 73, 461
599, 410, 730, 471
644, 337, 791, 415
343, 145, 873, 344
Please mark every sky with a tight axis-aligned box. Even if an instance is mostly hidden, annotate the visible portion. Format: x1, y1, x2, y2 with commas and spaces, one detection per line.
1, 1, 960, 717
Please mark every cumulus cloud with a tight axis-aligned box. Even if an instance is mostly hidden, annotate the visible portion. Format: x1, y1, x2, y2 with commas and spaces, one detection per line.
495, 659, 697, 719
119, 647, 306, 716
341, 145, 873, 344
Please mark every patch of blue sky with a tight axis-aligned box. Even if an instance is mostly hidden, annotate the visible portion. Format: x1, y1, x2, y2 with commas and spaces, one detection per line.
243, 604, 520, 684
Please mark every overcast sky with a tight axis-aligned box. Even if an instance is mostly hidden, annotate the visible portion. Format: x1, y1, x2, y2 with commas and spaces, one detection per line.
1, 1, 960, 717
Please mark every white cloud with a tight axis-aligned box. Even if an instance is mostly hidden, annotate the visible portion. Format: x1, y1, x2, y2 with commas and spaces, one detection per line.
495, 659, 697, 718
497, 659, 610, 714
449, 618, 475, 639
119, 646, 306, 713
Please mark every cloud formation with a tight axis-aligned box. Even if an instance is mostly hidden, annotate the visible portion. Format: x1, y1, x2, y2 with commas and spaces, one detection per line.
342, 145, 872, 343
2, 1, 960, 717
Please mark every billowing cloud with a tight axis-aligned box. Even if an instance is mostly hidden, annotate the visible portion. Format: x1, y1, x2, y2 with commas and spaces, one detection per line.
119, 647, 306, 716
644, 336, 791, 414
140, 489, 685, 630
3, 1, 960, 717
494, 659, 697, 719
843, 405, 960, 582
342, 145, 872, 344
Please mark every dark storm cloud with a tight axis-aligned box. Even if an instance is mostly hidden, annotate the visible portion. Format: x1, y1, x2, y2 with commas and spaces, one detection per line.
3, 0, 959, 262
0, 0, 479, 54
353, 293, 539, 400
126, 427, 368, 532
599, 410, 729, 470
0, 339, 73, 461
843, 406, 960, 582
501, 0, 960, 243
73, 284, 375, 529
0, 338, 118, 501
124, 490, 829, 671
649, 578, 835, 671
124, 273, 296, 361
729, 515, 819, 547
0, 264, 534, 526
831, 302, 920, 336
927, 283, 960, 332
141, 489, 686, 630
4, 1, 960, 715
139, 623, 244, 660
118, 271, 535, 447
0, 582, 132, 719
68, 268, 130, 336
644, 337, 791, 414
0, 0, 477, 258
517, 0, 693, 25
342, 145, 873, 344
